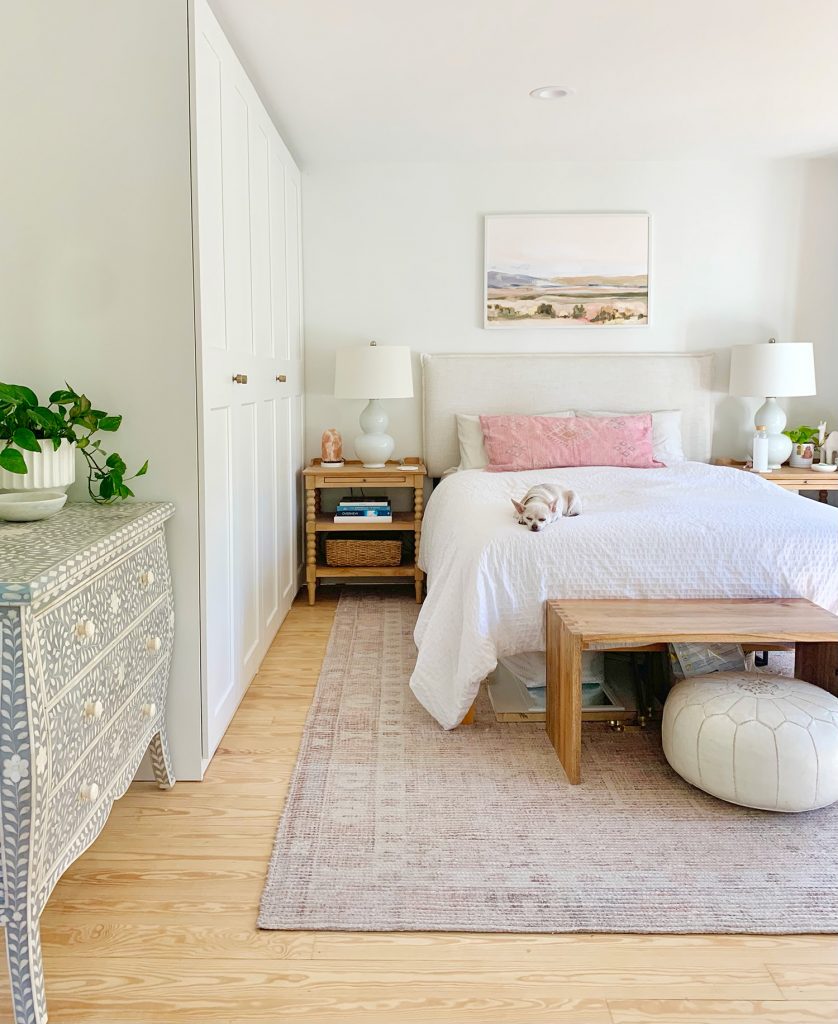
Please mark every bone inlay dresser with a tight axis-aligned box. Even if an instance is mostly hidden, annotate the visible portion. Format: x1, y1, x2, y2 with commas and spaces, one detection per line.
0, 501, 176, 1024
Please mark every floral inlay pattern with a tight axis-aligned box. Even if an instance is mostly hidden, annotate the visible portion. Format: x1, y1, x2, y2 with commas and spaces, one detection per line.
0, 503, 175, 1024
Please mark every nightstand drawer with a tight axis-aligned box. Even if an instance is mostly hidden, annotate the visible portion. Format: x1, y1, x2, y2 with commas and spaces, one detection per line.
318, 473, 414, 487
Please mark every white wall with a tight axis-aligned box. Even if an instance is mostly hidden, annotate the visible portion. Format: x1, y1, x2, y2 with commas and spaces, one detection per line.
303, 158, 838, 469
0, 1, 204, 777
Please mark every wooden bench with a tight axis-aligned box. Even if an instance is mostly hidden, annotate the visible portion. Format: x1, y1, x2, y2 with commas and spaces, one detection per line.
545, 598, 838, 785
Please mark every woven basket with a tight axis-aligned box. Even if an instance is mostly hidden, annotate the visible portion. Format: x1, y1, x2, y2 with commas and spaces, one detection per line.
325, 538, 402, 567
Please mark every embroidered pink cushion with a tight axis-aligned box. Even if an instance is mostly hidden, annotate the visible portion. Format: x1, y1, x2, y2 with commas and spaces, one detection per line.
479, 413, 663, 471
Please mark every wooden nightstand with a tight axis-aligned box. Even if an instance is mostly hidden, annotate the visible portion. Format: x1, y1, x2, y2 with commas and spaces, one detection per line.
715, 459, 838, 504
303, 459, 427, 605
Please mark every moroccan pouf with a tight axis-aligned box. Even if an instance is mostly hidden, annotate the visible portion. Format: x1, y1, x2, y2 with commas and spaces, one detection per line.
662, 671, 838, 812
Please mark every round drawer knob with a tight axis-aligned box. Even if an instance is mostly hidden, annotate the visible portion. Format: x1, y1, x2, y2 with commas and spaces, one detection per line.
79, 782, 100, 803
75, 619, 96, 640
141, 702, 157, 719
83, 699, 104, 720
146, 636, 162, 653
139, 570, 155, 587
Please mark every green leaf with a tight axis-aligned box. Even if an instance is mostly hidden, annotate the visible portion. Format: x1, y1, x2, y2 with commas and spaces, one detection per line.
11, 428, 41, 453
0, 447, 27, 474
29, 406, 62, 432
4, 384, 38, 406
135, 459, 149, 477
52, 437, 61, 451
98, 415, 122, 432
49, 390, 76, 405
118, 484, 134, 499
76, 437, 89, 449
98, 475, 114, 500
105, 452, 127, 473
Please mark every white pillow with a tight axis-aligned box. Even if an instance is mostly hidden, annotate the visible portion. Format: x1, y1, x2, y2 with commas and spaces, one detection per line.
579, 409, 685, 465
455, 411, 574, 471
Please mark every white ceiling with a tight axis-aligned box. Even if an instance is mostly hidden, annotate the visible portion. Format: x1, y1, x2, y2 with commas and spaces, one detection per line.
209, 0, 838, 166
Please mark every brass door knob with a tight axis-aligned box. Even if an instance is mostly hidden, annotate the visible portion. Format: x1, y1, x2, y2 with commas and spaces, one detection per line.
232, 373, 248, 384
276, 374, 287, 383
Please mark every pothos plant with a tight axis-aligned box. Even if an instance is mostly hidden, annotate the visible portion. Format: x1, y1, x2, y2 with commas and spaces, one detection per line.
0, 382, 148, 503
782, 425, 820, 445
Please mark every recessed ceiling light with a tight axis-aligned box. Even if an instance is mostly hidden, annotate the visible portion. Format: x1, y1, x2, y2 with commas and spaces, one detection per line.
529, 86, 575, 100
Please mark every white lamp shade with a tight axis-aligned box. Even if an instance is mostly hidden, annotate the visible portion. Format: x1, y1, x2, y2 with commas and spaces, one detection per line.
729, 342, 816, 397
334, 343, 414, 399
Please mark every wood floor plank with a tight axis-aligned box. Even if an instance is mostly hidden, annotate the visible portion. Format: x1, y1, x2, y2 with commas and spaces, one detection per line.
766, 963, 838, 997
607, 999, 838, 1022
0, 588, 830, 1024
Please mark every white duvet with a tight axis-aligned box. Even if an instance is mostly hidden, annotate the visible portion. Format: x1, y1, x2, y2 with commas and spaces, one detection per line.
411, 462, 838, 729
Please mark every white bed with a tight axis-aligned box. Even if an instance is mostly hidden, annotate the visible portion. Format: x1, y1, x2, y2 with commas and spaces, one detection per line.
410, 353, 838, 729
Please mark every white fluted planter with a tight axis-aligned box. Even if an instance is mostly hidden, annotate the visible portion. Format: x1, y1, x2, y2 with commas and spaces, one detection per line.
0, 439, 76, 493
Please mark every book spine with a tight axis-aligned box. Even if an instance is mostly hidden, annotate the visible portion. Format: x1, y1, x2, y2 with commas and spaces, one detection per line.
336, 502, 390, 509
336, 507, 392, 514
334, 510, 391, 517
333, 515, 392, 524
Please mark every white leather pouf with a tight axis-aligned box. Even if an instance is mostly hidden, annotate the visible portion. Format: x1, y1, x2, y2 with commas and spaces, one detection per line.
662, 672, 838, 812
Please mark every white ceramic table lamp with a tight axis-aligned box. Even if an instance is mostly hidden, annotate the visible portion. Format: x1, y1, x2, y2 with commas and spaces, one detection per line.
334, 341, 414, 467
729, 339, 816, 468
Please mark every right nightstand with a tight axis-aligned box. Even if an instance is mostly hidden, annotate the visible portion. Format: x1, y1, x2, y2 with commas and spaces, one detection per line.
715, 459, 838, 504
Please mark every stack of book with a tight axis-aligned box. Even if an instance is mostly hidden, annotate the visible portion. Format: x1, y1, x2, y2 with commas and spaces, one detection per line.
333, 495, 392, 524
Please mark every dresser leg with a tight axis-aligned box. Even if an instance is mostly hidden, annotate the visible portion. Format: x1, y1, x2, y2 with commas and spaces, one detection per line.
148, 727, 176, 789
5, 915, 47, 1024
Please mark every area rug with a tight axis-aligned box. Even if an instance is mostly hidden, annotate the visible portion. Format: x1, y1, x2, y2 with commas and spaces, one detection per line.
259, 590, 838, 933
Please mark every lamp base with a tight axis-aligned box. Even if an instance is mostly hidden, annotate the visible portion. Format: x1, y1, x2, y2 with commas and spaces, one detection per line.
354, 399, 395, 468
755, 397, 792, 469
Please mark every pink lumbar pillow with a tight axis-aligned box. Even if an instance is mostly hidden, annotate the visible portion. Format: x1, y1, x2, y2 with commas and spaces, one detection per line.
479, 413, 664, 472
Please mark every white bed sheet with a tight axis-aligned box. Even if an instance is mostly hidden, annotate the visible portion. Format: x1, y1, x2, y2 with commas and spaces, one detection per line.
411, 463, 838, 729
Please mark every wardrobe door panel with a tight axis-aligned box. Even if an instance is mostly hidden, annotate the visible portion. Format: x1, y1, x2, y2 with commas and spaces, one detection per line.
203, 406, 237, 755
221, 83, 253, 356
285, 175, 303, 362
269, 153, 289, 361
236, 399, 261, 684
259, 396, 281, 637
250, 122, 273, 360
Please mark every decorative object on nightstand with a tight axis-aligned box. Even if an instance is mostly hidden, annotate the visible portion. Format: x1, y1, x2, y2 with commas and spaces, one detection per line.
303, 459, 426, 604
333, 342, 413, 468
784, 425, 819, 468
822, 430, 838, 467
320, 428, 344, 468
729, 339, 816, 468
0, 501, 176, 1024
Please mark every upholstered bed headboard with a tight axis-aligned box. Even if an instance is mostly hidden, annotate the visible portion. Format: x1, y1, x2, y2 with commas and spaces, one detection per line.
421, 352, 715, 476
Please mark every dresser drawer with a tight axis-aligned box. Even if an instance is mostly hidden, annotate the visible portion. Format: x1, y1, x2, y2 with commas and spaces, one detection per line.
43, 596, 174, 791
39, 658, 170, 883
35, 531, 169, 702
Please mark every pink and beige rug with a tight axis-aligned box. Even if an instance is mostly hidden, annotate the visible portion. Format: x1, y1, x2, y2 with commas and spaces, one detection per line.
259, 590, 837, 933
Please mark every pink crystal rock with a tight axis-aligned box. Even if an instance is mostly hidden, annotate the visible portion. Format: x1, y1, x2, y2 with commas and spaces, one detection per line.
321, 428, 343, 463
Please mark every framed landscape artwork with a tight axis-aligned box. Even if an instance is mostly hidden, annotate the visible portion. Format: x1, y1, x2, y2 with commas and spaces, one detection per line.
484, 213, 650, 328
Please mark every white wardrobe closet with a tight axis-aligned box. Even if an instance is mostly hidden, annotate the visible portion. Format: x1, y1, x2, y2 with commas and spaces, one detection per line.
192, 0, 305, 761
4, 0, 302, 780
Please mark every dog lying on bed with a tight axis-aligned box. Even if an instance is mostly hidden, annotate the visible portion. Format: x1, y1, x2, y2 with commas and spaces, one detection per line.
512, 483, 581, 532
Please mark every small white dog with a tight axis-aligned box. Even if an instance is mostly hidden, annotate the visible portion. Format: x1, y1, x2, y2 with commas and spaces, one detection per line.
512, 483, 581, 532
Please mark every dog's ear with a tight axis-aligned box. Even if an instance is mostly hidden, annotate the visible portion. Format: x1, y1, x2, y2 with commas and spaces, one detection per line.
511, 498, 526, 515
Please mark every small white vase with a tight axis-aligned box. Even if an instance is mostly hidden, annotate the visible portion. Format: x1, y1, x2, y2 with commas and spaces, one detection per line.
0, 439, 76, 493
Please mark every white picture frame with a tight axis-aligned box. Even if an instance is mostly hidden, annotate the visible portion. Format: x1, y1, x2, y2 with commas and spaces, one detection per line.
484, 212, 650, 329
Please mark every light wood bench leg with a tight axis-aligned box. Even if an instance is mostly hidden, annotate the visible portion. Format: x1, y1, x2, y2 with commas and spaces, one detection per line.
460, 699, 477, 726
546, 607, 583, 784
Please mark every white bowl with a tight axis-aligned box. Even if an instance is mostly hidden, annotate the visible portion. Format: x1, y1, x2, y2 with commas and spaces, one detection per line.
0, 490, 68, 522
812, 463, 838, 474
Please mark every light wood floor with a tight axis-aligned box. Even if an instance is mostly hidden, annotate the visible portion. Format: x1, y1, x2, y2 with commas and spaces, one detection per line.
3, 587, 836, 1023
